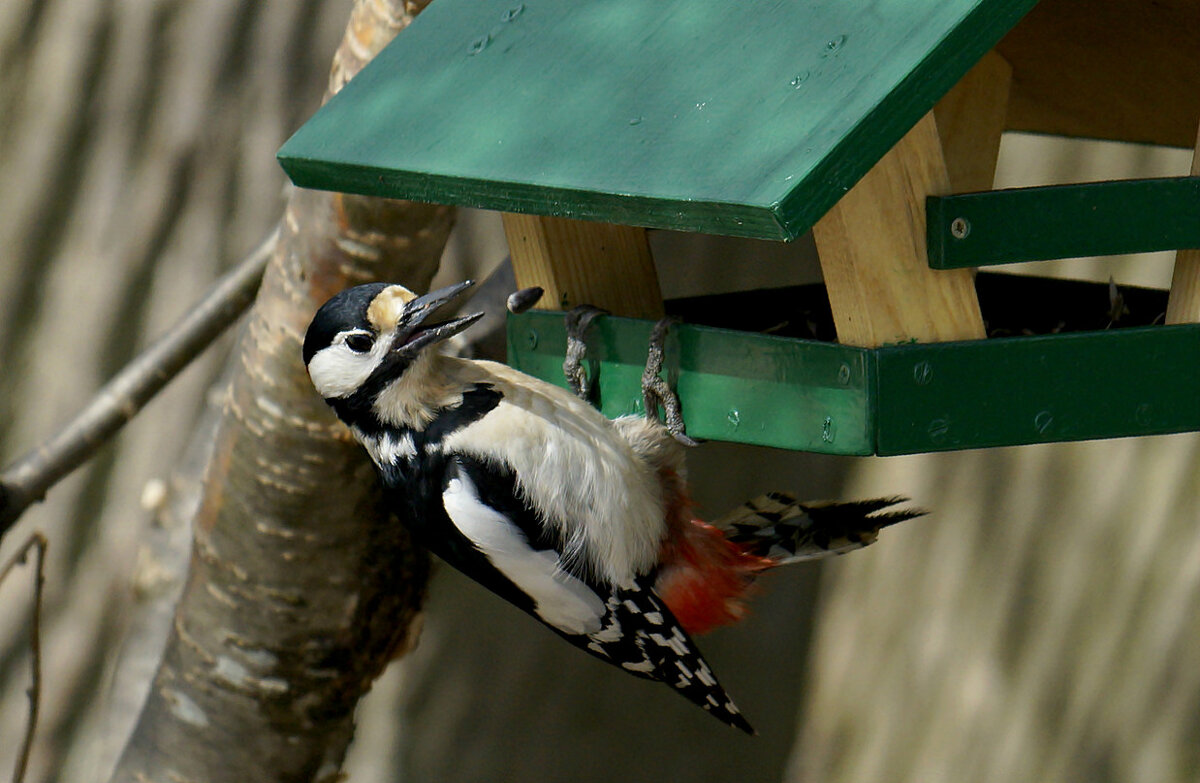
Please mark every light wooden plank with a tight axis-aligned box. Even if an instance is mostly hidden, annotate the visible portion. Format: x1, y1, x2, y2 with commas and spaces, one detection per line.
813, 112, 986, 348
1166, 124, 1200, 325
502, 213, 664, 319
933, 50, 1012, 194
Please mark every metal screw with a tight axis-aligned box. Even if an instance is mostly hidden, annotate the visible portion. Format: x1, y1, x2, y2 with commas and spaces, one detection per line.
928, 418, 949, 444
1034, 410, 1053, 434
526, 330, 538, 349
950, 217, 970, 240
837, 363, 851, 385
913, 361, 933, 385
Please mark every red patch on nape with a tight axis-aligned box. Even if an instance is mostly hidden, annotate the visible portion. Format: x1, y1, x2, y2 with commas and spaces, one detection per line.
656, 518, 775, 636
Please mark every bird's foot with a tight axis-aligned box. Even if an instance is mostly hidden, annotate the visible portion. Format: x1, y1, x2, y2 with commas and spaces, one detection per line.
642, 316, 698, 447
563, 305, 608, 401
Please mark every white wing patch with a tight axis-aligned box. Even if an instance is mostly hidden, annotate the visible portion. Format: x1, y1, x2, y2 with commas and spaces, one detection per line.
443, 472, 606, 636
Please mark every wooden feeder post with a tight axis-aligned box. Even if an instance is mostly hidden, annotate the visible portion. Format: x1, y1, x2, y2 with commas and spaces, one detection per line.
812, 111, 986, 348
501, 214, 664, 319
1166, 123, 1200, 324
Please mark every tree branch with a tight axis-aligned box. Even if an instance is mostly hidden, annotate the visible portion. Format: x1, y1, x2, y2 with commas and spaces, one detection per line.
0, 532, 47, 783
0, 231, 277, 539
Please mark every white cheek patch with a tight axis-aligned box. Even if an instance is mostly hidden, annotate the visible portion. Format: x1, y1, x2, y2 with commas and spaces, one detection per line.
306, 342, 384, 399
443, 473, 606, 636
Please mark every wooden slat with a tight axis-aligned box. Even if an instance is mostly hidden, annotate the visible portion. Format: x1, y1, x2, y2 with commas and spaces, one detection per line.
875, 324, 1200, 454
502, 214, 664, 319
933, 50, 1012, 194
928, 177, 1200, 269
506, 309, 1200, 455
507, 310, 874, 454
1166, 124, 1200, 324
812, 112, 985, 348
997, 0, 1200, 147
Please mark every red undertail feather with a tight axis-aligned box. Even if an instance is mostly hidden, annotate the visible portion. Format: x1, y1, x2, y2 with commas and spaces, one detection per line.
653, 466, 774, 635
656, 518, 775, 636
655, 480, 922, 635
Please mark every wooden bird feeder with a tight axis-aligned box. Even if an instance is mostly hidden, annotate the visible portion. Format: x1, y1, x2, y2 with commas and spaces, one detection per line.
278, 0, 1200, 455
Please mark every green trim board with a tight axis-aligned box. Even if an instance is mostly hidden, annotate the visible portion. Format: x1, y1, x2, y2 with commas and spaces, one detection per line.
279, 0, 1036, 241
507, 311, 875, 455
873, 325, 1200, 454
928, 177, 1200, 268
507, 311, 1200, 455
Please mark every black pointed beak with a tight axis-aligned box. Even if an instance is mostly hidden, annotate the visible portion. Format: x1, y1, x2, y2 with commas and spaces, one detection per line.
393, 280, 483, 356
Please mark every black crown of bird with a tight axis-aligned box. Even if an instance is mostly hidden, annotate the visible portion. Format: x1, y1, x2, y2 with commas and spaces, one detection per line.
302, 279, 922, 734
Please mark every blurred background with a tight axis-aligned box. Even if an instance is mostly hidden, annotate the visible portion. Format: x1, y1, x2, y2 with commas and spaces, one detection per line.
1, 2, 1198, 781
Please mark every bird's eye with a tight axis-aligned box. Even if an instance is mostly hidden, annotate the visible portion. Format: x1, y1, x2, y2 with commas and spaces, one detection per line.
344, 333, 374, 353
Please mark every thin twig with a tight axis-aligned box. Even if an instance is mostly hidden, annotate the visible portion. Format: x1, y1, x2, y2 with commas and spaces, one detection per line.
0, 532, 48, 783
0, 230, 278, 540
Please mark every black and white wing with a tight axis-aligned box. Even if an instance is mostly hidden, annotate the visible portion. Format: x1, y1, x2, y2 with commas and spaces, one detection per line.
439, 454, 754, 733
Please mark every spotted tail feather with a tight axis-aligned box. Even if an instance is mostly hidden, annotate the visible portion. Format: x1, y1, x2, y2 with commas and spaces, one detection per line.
584, 580, 754, 734
712, 492, 923, 565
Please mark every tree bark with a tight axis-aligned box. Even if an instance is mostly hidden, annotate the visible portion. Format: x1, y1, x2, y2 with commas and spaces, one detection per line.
108, 2, 450, 780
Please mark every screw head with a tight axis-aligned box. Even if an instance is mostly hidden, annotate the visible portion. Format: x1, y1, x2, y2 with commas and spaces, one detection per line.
927, 418, 950, 444
950, 217, 971, 240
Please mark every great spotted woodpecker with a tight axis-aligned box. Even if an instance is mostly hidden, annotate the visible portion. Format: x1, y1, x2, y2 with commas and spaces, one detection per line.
302, 280, 918, 733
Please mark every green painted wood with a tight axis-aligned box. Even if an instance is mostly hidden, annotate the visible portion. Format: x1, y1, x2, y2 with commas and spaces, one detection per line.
928, 177, 1200, 268
505, 311, 875, 455
279, 0, 1036, 241
507, 313, 1200, 455
874, 325, 1200, 454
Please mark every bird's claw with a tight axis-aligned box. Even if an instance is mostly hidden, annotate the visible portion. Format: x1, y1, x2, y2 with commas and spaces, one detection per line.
563, 305, 608, 401
642, 317, 698, 447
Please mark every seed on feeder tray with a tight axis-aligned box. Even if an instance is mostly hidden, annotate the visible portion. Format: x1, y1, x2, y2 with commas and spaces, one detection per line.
507, 286, 544, 314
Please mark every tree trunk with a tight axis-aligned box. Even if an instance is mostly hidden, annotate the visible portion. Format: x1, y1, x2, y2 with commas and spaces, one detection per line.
107, 2, 451, 780
0, 2, 348, 780
0, 0, 450, 780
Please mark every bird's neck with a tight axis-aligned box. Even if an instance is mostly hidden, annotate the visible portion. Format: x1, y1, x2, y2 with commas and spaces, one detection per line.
369, 351, 470, 431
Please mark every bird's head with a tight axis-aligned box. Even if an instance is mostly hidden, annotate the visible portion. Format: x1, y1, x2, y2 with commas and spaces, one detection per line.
303, 280, 482, 401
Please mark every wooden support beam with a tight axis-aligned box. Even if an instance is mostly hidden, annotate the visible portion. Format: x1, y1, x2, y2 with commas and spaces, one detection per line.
502, 214, 664, 319
812, 112, 986, 347
934, 50, 1012, 194
1166, 122, 1200, 325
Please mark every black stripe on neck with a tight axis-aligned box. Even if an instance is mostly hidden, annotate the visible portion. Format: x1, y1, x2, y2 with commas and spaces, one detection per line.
329, 381, 502, 441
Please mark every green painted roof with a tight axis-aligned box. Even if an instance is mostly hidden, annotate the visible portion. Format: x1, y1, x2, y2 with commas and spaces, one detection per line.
278, 0, 1035, 241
